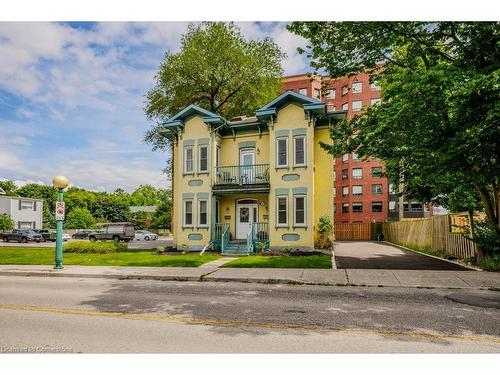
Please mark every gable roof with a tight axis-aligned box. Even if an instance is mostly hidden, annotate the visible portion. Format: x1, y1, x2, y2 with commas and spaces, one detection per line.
257, 90, 324, 112
162, 104, 225, 128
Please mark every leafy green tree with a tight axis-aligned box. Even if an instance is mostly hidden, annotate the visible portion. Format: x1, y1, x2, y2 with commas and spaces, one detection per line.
65, 207, 96, 229
130, 184, 161, 206
144, 22, 285, 152
0, 180, 18, 196
151, 190, 172, 230
0, 214, 14, 231
289, 22, 500, 236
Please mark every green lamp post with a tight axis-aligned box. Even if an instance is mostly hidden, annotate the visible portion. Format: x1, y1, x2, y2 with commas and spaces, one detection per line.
52, 175, 69, 269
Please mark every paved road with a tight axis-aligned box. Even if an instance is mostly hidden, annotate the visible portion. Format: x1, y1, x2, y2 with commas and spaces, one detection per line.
0, 276, 498, 353
334, 241, 469, 270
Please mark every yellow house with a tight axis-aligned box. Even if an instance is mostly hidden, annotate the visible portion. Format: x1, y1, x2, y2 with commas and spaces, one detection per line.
161, 91, 346, 254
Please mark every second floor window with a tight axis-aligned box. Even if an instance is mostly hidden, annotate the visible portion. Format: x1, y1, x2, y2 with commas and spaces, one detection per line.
299, 88, 307, 96
184, 147, 193, 173
199, 146, 208, 173
372, 201, 383, 212
352, 202, 363, 213
313, 88, 321, 99
342, 153, 349, 163
342, 85, 348, 95
276, 138, 288, 167
294, 137, 306, 166
352, 168, 363, 179
20, 200, 34, 210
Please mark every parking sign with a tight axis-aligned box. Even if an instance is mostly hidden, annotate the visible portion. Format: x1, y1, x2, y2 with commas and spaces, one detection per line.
55, 201, 65, 220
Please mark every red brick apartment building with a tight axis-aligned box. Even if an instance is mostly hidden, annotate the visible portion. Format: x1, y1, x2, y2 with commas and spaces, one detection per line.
282, 73, 427, 224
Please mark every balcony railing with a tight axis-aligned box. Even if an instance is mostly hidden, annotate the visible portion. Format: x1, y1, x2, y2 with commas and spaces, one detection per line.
214, 164, 269, 185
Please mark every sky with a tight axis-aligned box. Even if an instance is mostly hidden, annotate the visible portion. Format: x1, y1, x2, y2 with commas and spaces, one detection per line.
0, 22, 310, 192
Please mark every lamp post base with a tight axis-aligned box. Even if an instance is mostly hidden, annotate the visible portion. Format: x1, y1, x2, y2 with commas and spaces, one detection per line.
53, 262, 64, 270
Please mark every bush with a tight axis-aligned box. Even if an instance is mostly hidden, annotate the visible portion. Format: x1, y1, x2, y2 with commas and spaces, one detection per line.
315, 215, 333, 249
0, 214, 14, 231
470, 220, 500, 257
64, 241, 127, 254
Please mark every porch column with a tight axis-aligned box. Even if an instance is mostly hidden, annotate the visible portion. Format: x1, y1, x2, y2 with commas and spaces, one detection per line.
211, 194, 217, 241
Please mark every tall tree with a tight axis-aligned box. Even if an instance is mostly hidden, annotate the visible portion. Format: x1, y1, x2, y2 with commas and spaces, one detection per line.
288, 22, 500, 233
65, 207, 96, 229
0, 180, 18, 196
144, 22, 286, 152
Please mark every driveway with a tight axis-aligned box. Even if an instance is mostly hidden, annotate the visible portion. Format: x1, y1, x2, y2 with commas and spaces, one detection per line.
334, 241, 470, 270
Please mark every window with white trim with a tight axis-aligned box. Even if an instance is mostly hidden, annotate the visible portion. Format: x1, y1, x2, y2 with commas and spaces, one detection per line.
352, 100, 362, 112
372, 184, 383, 195
372, 201, 383, 213
371, 82, 380, 91
342, 153, 349, 163
20, 200, 34, 210
276, 138, 288, 167
183, 200, 193, 227
352, 152, 360, 161
293, 136, 306, 166
352, 168, 363, 179
352, 185, 363, 196
294, 195, 306, 226
342, 186, 349, 196
299, 88, 307, 95
313, 88, 321, 99
352, 82, 363, 93
184, 147, 194, 173
199, 145, 208, 173
198, 199, 208, 226
276, 196, 288, 226
325, 89, 336, 99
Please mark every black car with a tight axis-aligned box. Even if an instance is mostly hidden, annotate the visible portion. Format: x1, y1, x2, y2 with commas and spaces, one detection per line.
72, 230, 92, 240
33, 229, 55, 242
2, 229, 43, 243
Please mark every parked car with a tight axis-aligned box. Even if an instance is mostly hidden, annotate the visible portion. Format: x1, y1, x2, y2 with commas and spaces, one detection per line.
62, 233, 71, 241
72, 230, 92, 240
2, 229, 43, 243
33, 229, 56, 242
134, 230, 158, 241
88, 222, 135, 242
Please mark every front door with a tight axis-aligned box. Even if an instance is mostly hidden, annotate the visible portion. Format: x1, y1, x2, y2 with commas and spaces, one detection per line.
236, 203, 257, 239
239, 149, 255, 184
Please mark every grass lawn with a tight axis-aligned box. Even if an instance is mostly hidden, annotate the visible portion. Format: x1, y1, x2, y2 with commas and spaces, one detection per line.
222, 255, 332, 269
0, 247, 220, 267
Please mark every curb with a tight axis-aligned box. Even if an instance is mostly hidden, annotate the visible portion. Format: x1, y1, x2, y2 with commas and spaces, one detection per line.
384, 242, 480, 271
0, 269, 495, 290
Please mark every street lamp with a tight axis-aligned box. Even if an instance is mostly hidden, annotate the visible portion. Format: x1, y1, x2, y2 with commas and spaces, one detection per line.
52, 175, 69, 269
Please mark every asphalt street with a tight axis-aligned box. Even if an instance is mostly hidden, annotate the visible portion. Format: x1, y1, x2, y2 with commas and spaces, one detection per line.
0, 276, 499, 353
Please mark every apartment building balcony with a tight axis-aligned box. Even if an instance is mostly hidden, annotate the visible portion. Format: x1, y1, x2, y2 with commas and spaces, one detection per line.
213, 164, 270, 194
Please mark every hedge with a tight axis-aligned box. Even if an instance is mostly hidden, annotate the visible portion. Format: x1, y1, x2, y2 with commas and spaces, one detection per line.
63, 241, 127, 254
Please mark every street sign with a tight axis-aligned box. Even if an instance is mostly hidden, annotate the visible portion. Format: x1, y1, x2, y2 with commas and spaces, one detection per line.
55, 201, 65, 220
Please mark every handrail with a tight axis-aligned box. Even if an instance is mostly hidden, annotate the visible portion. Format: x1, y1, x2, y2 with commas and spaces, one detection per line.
246, 222, 254, 255
221, 224, 230, 255
214, 164, 269, 185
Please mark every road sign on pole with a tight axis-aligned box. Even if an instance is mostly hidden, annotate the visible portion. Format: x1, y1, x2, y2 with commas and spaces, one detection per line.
55, 201, 65, 221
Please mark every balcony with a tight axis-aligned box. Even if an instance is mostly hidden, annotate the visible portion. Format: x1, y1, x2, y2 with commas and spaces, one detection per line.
213, 164, 270, 194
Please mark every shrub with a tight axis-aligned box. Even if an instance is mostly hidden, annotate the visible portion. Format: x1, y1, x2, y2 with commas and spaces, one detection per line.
64, 241, 127, 254
315, 215, 333, 249
0, 214, 14, 231
476, 255, 500, 272
470, 220, 500, 258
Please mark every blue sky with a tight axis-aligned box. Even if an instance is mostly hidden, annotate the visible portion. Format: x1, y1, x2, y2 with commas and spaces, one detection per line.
0, 22, 310, 192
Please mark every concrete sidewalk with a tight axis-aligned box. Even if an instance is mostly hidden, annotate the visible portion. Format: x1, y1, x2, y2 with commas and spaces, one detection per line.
0, 265, 499, 289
